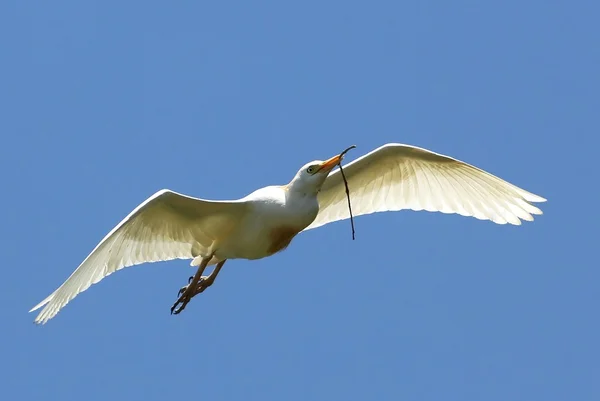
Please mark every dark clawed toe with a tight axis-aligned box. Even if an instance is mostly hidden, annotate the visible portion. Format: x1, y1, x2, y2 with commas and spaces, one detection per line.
171, 288, 190, 315
170, 277, 212, 316
188, 276, 194, 284
170, 301, 179, 315
170, 297, 187, 315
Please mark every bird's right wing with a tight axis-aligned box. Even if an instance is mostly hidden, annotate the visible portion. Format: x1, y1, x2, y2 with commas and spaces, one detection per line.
304, 143, 546, 231
30, 189, 248, 324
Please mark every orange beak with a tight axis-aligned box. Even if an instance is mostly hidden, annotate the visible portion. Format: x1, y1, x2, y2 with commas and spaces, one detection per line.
317, 145, 356, 173
317, 154, 343, 173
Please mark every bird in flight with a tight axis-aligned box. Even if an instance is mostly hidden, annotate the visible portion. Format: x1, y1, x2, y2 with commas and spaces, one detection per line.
30, 143, 546, 324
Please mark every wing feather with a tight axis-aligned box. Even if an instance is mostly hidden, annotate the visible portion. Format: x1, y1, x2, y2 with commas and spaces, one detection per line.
304, 143, 546, 231
30, 189, 247, 324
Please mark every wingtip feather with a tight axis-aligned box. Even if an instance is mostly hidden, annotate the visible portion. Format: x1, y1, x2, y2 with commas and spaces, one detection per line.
29, 293, 54, 313
523, 193, 547, 203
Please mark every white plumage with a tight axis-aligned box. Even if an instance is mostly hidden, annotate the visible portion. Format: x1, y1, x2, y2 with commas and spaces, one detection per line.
306, 144, 544, 229
30, 143, 546, 324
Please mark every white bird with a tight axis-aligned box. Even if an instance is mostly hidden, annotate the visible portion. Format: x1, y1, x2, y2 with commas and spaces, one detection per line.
30, 143, 546, 324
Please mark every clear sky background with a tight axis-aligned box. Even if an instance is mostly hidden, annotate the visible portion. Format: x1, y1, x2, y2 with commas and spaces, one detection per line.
1, 1, 598, 400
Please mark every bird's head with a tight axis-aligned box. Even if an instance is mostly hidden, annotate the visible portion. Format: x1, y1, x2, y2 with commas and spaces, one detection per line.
288, 146, 355, 195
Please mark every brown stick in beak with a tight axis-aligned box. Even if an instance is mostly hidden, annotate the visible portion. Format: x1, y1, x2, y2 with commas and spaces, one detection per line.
337, 145, 356, 240
339, 145, 356, 159
319, 145, 356, 172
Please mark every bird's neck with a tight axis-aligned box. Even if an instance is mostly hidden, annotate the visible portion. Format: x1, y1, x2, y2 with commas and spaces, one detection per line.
285, 180, 319, 197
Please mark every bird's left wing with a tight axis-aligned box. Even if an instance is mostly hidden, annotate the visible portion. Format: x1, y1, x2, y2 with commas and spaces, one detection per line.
304, 143, 546, 231
30, 189, 248, 324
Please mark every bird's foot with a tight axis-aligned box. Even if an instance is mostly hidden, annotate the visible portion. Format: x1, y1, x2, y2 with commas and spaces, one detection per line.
170, 289, 191, 315
170, 276, 214, 315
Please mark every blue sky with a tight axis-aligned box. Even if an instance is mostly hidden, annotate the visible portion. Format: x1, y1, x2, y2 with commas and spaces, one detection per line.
1, 1, 598, 400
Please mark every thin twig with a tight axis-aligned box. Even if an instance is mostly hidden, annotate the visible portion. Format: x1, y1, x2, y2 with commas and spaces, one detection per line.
337, 145, 356, 240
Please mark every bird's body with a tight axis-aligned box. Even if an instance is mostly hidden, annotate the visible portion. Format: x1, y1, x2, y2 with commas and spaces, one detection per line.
206, 185, 319, 264
30, 143, 547, 324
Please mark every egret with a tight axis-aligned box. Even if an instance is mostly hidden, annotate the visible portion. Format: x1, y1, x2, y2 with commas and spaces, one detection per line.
30, 143, 546, 324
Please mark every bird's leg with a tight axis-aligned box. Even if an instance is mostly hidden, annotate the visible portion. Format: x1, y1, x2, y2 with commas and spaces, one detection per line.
170, 255, 212, 315
191, 260, 226, 296
176, 260, 227, 297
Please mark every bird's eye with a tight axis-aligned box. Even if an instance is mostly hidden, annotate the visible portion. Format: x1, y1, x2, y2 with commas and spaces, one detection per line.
306, 166, 315, 174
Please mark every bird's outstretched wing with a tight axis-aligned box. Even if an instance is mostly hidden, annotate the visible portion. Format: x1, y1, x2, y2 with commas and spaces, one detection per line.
30, 189, 248, 324
304, 143, 546, 231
